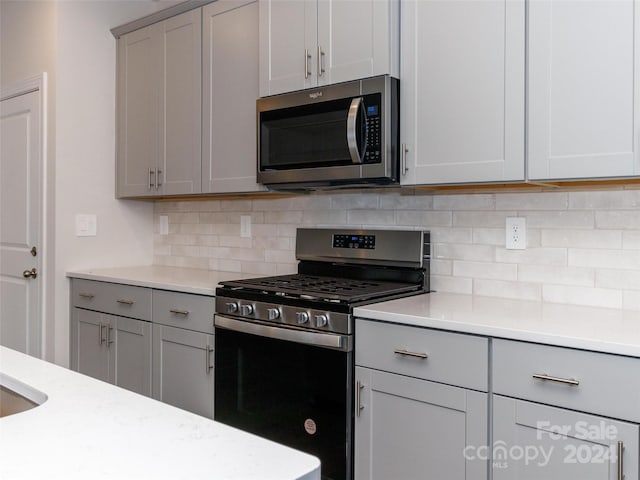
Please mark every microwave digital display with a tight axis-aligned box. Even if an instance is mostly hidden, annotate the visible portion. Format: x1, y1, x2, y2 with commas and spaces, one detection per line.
367, 105, 379, 116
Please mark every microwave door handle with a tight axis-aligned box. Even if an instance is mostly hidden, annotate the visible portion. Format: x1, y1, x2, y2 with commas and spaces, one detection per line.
347, 97, 364, 164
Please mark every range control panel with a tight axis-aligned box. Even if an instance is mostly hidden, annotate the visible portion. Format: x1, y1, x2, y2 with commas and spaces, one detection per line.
333, 234, 376, 250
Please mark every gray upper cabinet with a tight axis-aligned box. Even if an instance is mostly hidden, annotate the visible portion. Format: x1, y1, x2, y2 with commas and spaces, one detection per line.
202, 0, 266, 194
116, 9, 202, 198
400, 0, 525, 186
527, 0, 640, 181
259, 0, 399, 97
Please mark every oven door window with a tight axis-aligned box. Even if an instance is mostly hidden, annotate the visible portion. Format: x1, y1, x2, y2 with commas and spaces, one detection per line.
215, 326, 352, 480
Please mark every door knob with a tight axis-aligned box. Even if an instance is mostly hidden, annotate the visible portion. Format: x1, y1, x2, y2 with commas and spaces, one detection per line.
23, 268, 37, 279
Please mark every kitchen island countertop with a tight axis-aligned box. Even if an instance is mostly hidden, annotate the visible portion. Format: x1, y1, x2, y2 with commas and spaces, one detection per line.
0, 346, 320, 480
354, 292, 640, 358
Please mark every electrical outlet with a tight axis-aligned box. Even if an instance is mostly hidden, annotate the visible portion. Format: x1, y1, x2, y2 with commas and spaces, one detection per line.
240, 215, 252, 238
505, 217, 526, 250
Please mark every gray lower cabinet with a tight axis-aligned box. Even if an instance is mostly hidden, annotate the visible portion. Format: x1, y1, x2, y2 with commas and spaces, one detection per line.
151, 289, 216, 418
492, 338, 640, 480
354, 366, 487, 480
354, 318, 489, 480
71, 307, 152, 396
152, 324, 214, 418
493, 395, 639, 480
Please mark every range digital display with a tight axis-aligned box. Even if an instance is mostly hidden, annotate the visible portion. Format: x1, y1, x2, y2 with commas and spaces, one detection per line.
333, 234, 376, 249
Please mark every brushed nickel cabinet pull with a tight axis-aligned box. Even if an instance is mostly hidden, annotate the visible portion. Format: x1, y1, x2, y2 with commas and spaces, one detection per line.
169, 309, 190, 316
156, 169, 162, 188
617, 441, 624, 480
116, 299, 134, 306
149, 168, 154, 189
79, 292, 95, 299
401, 144, 409, 175
205, 345, 213, 374
98, 322, 105, 345
394, 349, 428, 359
317, 46, 325, 77
304, 49, 312, 79
356, 380, 365, 417
106, 326, 114, 347
532, 373, 579, 386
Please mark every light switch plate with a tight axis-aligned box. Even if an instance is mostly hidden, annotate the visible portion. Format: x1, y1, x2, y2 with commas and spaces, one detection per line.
159, 215, 169, 235
76, 214, 97, 237
240, 215, 251, 238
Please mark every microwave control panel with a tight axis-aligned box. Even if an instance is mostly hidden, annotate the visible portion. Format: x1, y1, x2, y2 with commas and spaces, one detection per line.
363, 94, 382, 164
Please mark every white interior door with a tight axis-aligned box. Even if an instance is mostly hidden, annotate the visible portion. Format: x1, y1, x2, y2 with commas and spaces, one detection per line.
0, 86, 43, 357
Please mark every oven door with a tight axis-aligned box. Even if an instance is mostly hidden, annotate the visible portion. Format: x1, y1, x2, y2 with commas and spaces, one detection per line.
214, 315, 353, 480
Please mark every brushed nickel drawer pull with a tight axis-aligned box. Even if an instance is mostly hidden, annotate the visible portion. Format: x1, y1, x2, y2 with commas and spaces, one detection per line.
394, 349, 428, 359
356, 380, 365, 417
116, 299, 134, 305
169, 309, 189, 316
79, 293, 95, 299
532, 373, 579, 386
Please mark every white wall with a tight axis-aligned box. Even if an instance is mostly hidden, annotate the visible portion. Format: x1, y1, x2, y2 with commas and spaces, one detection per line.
2, 1, 189, 365
1, 0, 59, 358
54, 1, 183, 365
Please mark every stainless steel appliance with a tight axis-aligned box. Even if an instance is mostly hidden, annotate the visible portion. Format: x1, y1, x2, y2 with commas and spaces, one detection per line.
257, 75, 399, 190
214, 228, 430, 480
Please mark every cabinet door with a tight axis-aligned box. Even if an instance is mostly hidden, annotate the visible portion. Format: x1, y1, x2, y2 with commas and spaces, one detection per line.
202, 0, 266, 193
354, 367, 487, 480
158, 9, 202, 195
528, 0, 640, 181
400, 0, 525, 185
106, 315, 152, 397
152, 324, 214, 418
259, 0, 318, 96
493, 395, 639, 480
317, 0, 398, 86
71, 308, 110, 383
116, 23, 160, 197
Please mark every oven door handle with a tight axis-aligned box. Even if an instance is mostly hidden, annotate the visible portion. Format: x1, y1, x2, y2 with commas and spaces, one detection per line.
346, 97, 366, 164
215, 315, 352, 352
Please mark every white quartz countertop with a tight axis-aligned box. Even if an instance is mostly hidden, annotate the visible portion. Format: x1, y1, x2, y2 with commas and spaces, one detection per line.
354, 292, 640, 358
66, 265, 256, 295
0, 346, 320, 480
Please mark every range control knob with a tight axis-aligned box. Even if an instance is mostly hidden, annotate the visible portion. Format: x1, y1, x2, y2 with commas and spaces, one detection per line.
240, 304, 254, 316
315, 314, 329, 328
225, 302, 238, 314
295, 312, 310, 324
267, 308, 280, 320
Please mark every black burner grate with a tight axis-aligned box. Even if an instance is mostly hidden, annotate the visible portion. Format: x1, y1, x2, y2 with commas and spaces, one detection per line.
221, 274, 419, 303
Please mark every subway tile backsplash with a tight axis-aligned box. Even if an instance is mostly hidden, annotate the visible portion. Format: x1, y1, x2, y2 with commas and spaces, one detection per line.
153, 188, 640, 310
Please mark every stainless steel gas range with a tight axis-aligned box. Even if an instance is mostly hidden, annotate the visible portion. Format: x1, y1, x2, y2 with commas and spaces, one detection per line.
214, 228, 430, 480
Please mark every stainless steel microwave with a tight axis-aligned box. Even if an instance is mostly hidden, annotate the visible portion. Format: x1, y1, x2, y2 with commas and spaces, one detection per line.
257, 75, 399, 190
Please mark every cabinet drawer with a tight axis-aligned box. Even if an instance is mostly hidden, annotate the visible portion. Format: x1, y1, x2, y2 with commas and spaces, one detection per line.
355, 319, 488, 391
493, 339, 640, 422
152, 290, 214, 334
72, 279, 151, 321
